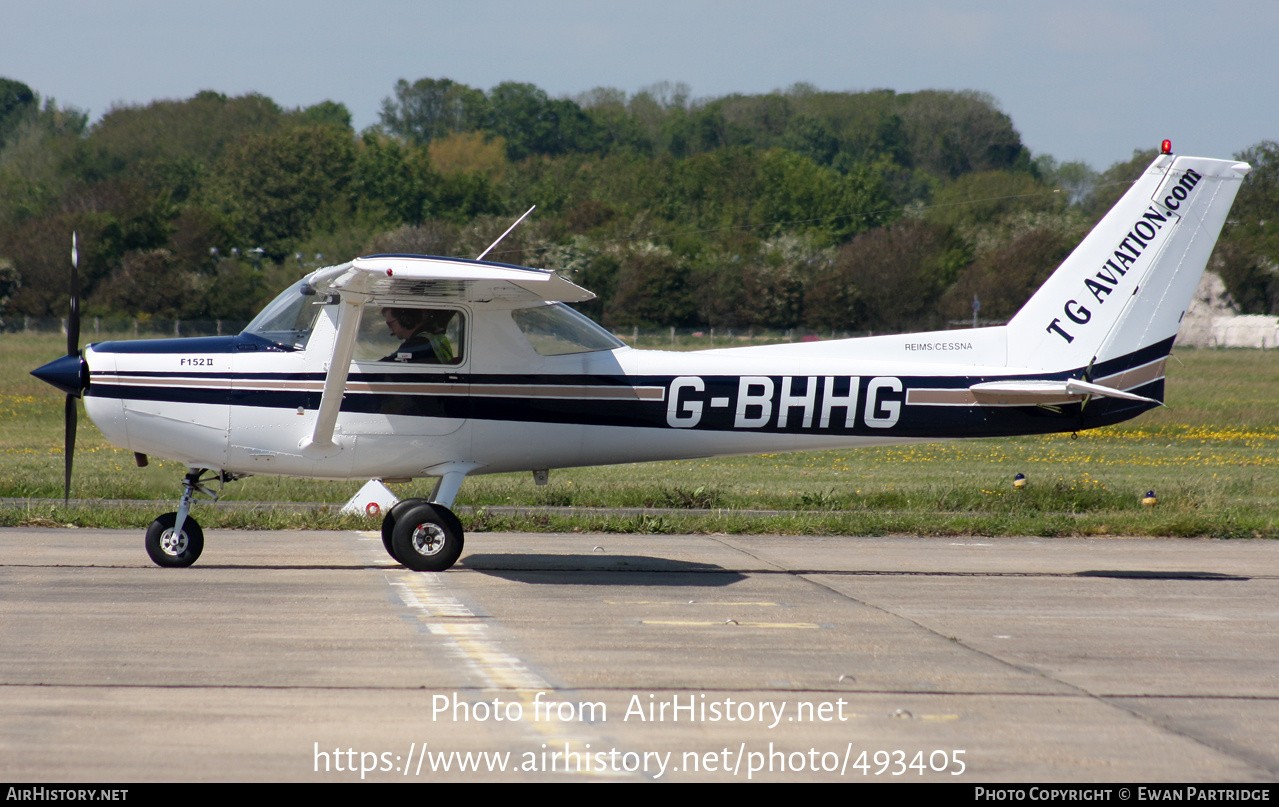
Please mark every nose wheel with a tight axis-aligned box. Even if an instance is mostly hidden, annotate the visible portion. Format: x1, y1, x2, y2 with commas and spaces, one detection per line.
145, 512, 204, 567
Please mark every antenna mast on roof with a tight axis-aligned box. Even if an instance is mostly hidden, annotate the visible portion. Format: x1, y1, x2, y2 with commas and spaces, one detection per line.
476, 205, 536, 261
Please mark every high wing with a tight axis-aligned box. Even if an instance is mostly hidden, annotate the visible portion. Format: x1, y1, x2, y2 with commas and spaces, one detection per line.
308, 254, 594, 305
303, 255, 593, 452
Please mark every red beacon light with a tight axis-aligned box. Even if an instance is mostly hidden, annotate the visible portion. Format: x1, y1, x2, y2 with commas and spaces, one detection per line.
1161, 139, 1173, 155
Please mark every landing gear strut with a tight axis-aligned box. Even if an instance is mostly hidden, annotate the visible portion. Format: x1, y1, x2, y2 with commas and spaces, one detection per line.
144, 468, 240, 568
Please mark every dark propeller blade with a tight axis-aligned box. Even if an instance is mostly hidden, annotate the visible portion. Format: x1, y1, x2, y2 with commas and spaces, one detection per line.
64, 395, 77, 506
68, 233, 80, 359
64, 232, 80, 505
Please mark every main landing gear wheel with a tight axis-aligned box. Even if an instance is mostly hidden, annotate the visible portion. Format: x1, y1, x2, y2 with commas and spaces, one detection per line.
381, 498, 430, 563
145, 512, 204, 568
390, 503, 464, 571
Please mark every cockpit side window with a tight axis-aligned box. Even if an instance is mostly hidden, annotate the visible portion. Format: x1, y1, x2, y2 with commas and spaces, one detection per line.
354, 304, 466, 365
241, 278, 323, 350
511, 303, 625, 356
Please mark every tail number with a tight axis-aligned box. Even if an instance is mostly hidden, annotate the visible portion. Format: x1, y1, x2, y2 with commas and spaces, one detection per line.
667, 376, 902, 430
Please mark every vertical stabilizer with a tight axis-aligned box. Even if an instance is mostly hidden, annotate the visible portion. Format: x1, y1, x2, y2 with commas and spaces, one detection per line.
1005, 153, 1250, 371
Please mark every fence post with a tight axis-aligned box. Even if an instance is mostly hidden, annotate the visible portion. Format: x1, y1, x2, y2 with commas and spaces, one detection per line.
669, 326, 675, 345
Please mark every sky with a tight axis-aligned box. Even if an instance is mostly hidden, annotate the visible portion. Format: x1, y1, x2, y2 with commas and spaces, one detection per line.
3, 0, 1276, 170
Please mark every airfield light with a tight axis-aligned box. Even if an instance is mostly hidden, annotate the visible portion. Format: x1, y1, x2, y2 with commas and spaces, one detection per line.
1161, 139, 1172, 155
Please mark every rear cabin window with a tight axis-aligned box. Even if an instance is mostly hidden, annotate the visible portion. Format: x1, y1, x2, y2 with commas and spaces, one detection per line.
511, 303, 625, 356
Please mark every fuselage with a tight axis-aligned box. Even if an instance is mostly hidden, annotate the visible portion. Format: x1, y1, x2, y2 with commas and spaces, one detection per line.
79, 296, 1160, 482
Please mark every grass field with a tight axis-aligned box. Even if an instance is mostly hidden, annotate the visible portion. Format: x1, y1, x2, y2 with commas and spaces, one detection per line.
4, 332, 1277, 538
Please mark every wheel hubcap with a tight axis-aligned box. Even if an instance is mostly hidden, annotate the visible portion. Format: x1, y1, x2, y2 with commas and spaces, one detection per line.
160, 529, 188, 556
410, 522, 447, 556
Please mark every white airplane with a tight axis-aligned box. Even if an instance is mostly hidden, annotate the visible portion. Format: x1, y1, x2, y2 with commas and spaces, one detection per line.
31, 145, 1249, 571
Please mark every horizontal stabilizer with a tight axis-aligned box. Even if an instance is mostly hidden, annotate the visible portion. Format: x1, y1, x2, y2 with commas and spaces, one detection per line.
969, 379, 1162, 407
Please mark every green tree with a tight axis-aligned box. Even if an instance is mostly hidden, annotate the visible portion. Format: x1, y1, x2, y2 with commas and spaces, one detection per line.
0, 77, 36, 148
1081, 148, 1158, 220
301, 100, 353, 131
202, 124, 356, 260
93, 249, 194, 319
1213, 141, 1279, 314
781, 115, 839, 166
70, 92, 283, 198
577, 87, 653, 154
752, 149, 892, 243
940, 228, 1073, 323
378, 78, 487, 145
353, 131, 435, 226
1, 212, 112, 317
603, 246, 697, 327
804, 219, 968, 332
0, 94, 88, 227
1033, 155, 1097, 206
898, 90, 1030, 179
926, 170, 1063, 231
486, 82, 603, 161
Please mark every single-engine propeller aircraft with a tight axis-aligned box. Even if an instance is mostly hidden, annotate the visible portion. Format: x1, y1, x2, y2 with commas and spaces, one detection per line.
32, 145, 1250, 571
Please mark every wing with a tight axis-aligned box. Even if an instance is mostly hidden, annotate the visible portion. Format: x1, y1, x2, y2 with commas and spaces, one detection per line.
308, 254, 594, 305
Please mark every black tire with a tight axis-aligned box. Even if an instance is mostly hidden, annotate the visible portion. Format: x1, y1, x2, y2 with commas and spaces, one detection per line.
145, 512, 204, 568
391, 503, 464, 572
381, 498, 429, 563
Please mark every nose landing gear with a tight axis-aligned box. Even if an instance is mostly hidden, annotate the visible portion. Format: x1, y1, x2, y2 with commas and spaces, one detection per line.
144, 469, 241, 568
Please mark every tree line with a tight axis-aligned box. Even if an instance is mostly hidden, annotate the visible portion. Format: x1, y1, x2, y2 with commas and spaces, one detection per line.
0, 75, 1275, 332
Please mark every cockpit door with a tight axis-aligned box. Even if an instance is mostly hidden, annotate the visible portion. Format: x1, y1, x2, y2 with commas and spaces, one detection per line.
344, 303, 470, 437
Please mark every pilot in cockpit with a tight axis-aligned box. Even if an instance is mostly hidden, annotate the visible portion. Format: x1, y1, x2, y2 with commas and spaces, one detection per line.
381, 307, 455, 363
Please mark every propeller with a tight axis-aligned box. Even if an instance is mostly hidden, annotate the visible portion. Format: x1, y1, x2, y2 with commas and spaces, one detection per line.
64, 233, 79, 505
30, 233, 85, 505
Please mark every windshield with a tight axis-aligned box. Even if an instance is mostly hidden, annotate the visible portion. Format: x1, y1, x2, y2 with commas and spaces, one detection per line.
242, 278, 322, 349
511, 303, 625, 356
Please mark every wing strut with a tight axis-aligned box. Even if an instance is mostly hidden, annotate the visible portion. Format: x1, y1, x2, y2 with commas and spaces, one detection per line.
303, 292, 367, 453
